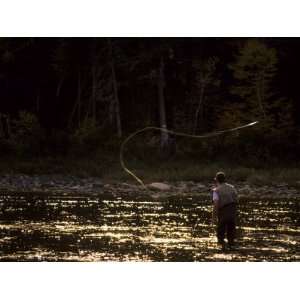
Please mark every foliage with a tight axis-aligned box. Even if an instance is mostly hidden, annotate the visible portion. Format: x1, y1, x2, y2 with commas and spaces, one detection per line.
229, 39, 277, 122
214, 39, 296, 161
9, 111, 45, 157
191, 56, 220, 133
0, 38, 298, 166
71, 117, 104, 155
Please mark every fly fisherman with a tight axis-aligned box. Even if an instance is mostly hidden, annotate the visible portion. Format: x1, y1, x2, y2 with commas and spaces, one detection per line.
212, 172, 238, 251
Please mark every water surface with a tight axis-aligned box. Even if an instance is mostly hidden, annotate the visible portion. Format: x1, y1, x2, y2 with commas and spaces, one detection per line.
0, 193, 299, 261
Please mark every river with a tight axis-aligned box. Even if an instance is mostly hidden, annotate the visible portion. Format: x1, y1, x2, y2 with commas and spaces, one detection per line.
0, 192, 299, 261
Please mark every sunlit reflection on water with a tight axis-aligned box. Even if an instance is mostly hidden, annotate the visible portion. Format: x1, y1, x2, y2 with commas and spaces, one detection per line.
0, 193, 299, 261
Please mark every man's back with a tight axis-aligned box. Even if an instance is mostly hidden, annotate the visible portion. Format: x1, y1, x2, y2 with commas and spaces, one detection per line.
215, 183, 237, 209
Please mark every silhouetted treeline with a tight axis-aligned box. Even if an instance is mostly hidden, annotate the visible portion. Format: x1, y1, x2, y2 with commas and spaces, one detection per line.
0, 37, 299, 164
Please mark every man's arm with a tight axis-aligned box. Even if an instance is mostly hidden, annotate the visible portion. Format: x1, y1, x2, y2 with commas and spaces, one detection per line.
212, 190, 219, 224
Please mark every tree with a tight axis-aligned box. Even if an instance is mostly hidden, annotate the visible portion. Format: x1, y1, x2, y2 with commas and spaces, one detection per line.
157, 55, 169, 149
192, 56, 219, 133
108, 39, 122, 138
52, 38, 90, 129
52, 38, 68, 98
225, 39, 297, 161
229, 39, 277, 123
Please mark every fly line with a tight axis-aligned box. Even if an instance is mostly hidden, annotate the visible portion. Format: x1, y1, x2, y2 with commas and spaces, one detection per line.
120, 121, 259, 189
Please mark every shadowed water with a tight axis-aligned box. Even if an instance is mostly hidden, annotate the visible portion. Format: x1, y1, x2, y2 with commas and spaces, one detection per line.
0, 192, 299, 261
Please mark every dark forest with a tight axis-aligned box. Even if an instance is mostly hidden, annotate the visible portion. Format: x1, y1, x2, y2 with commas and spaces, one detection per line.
1, 37, 300, 180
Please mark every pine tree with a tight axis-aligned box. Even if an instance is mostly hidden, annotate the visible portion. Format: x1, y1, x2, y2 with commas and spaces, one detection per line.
192, 56, 220, 133
229, 39, 277, 126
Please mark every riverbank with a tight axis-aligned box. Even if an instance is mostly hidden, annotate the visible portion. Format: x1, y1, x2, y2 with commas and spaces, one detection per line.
1, 157, 300, 184
0, 174, 299, 199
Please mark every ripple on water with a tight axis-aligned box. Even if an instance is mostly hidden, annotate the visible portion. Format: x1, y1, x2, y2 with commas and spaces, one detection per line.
0, 193, 299, 261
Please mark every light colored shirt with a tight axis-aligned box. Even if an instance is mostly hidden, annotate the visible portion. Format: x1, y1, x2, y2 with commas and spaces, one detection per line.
212, 190, 219, 203
212, 183, 237, 209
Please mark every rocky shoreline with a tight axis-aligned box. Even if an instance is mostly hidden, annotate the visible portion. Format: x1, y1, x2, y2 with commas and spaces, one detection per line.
0, 174, 299, 199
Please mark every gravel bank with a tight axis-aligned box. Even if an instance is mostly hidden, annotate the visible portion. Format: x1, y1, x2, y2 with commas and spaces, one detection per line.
0, 174, 299, 199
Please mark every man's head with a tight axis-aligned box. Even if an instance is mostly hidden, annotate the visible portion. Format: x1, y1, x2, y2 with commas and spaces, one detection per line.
215, 171, 225, 184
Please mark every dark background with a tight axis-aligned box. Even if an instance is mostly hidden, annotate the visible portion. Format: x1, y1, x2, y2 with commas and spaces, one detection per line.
0, 37, 299, 169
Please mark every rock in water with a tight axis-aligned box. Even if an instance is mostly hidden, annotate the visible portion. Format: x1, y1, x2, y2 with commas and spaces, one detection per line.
150, 193, 161, 199
148, 182, 171, 191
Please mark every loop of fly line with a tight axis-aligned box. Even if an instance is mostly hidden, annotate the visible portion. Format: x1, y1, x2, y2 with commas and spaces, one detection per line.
120, 121, 259, 189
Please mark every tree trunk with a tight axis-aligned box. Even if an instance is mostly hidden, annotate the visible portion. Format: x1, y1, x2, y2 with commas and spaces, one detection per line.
108, 39, 122, 138
109, 97, 114, 125
86, 64, 97, 123
261, 72, 266, 118
77, 70, 81, 127
158, 56, 169, 149
6, 115, 11, 138
91, 64, 96, 122
256, 78, 266, 119
68, 101, 77, 129
36, 88, 40, 116
90, 39, 97, 123
193, 82, 206, 134
68, 69, 82, 129
111, 60, 122, 138
0, 114, 4, 138
56, 75, 64, 97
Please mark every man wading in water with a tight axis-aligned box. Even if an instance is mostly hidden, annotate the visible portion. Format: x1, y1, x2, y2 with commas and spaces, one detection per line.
212, 172, 238, 251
